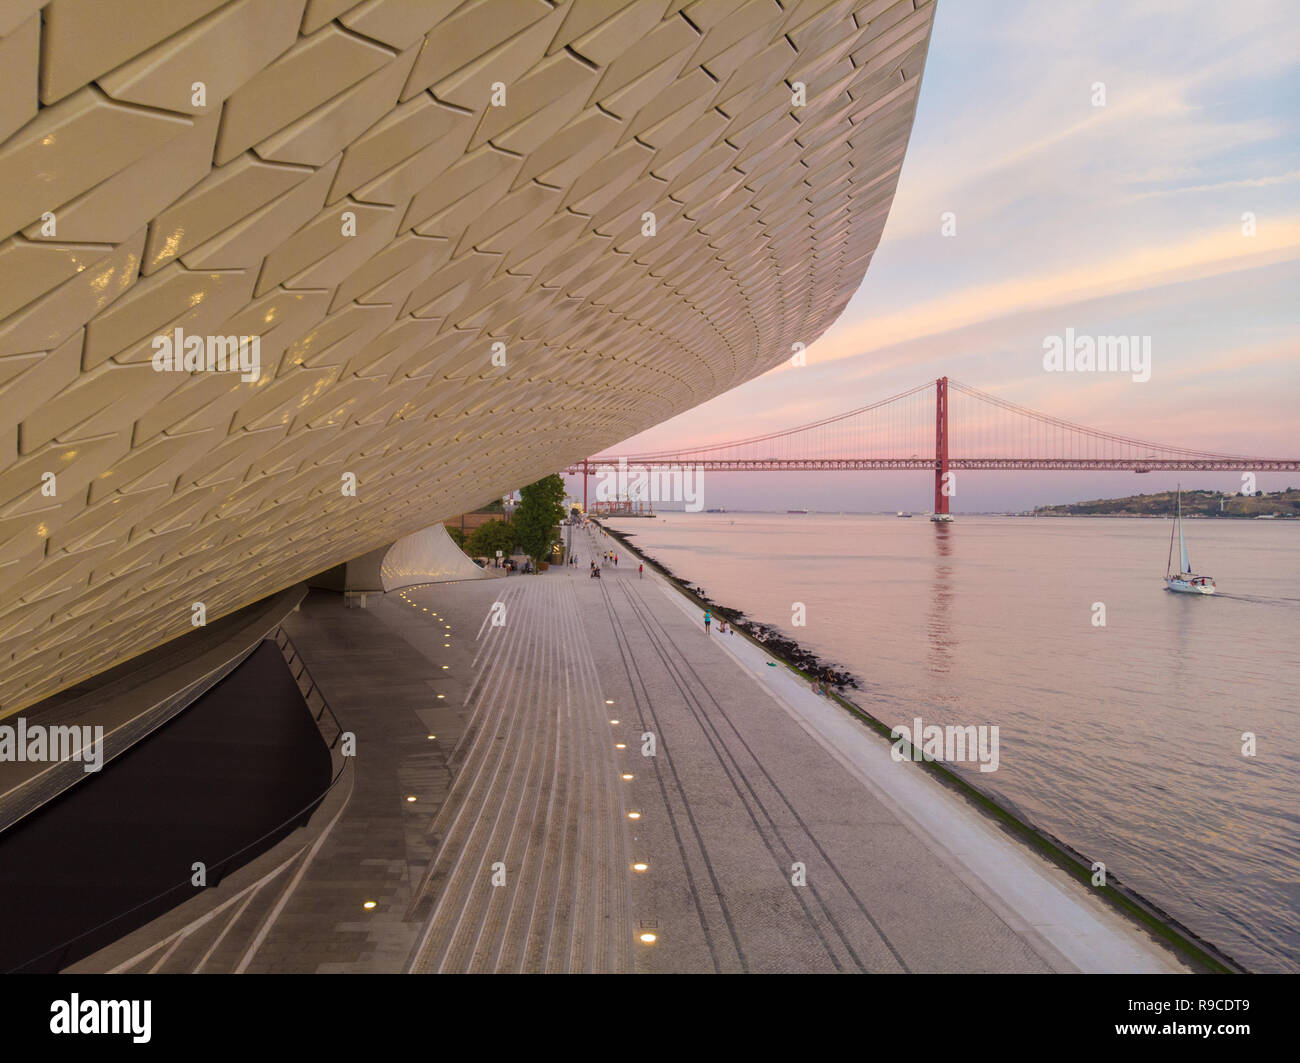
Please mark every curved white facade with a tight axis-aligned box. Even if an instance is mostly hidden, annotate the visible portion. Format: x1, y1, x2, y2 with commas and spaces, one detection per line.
379, 522, 490, 589
0, 0, 934, 713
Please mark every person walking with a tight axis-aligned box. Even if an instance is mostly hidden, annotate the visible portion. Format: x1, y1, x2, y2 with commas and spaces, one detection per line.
703, 610, 712, 636
638, 563, 643, 579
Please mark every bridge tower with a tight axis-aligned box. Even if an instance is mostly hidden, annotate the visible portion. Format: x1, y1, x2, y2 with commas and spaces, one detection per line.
934, 376, 949, 517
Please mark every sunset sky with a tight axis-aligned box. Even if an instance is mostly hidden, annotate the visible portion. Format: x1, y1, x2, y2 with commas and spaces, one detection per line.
583, 0, 1300, 512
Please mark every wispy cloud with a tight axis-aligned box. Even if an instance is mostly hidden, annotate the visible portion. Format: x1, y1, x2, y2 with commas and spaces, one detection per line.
1126, 170, 1300, 201
804, 217, 1300, 365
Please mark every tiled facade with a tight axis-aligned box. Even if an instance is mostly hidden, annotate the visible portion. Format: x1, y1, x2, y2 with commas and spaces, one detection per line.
0, 0, 933, 713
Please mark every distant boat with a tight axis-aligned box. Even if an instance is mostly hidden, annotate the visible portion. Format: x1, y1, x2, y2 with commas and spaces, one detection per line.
1165, 485, 1215, 595
787, 508, 808, 514
705, 507, 727, 513
896, 511, 913, 518
929, 513, 954, 523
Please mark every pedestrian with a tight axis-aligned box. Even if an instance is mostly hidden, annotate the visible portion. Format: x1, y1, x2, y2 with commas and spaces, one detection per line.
704, 610, 711, 635
614, 554, 618, 567
638, 563, 643, 579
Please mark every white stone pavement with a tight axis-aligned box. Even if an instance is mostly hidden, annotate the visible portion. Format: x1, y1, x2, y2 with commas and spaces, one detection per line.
116, 525, 1190, 973
606, 527, 1187, 974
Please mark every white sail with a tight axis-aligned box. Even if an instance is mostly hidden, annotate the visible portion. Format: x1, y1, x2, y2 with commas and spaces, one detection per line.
1177, 491, 1190, 573
1165, 485, 1215, 593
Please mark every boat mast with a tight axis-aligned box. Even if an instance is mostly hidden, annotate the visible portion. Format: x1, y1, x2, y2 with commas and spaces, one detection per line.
1166, 485, 1178, 578
1177, 487, 1191, 574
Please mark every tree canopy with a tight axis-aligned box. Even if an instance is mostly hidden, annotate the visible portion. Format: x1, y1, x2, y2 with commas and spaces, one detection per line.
514, 474, 566, 565
465, 518, 517, 558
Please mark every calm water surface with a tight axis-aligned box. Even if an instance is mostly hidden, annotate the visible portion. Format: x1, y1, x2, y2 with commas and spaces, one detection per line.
607, 513, 1300, 972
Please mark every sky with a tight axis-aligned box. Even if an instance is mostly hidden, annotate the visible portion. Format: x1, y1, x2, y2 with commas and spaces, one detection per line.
568, 0, 1300, 513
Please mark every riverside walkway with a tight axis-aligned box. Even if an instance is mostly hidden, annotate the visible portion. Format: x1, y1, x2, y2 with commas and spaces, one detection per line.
414, 525, 1185, 974
106, 527, 1188, 973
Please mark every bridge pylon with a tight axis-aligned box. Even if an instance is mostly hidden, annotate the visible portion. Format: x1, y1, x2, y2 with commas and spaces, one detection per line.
934, 376, 949, 517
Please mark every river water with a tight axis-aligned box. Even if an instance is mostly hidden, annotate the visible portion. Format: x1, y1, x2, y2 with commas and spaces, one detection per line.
605, 513, 1299, 972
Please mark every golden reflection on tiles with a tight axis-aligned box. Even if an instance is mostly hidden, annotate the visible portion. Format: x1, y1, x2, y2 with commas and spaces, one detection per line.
0, 0, 933, 713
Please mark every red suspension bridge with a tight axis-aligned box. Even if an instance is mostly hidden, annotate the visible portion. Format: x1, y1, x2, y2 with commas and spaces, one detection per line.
566, 378, 1300, 517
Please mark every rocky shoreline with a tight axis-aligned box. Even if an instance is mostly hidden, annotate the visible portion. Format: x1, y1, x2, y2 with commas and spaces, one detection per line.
597, 525, 859, 692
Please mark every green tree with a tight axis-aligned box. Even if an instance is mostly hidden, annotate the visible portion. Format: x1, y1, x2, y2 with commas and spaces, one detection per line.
466, 518, 517, 558
515, 474, 566, 567
445, 525, 467, 549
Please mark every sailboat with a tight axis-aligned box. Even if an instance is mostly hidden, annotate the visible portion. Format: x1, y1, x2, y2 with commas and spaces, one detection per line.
1165, 486, 1215, 594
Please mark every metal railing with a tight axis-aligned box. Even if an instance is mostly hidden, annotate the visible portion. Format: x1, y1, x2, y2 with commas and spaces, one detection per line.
274, 627, 346, 751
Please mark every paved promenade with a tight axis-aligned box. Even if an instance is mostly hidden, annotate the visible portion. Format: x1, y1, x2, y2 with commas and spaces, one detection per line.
225, 527, 1188, 973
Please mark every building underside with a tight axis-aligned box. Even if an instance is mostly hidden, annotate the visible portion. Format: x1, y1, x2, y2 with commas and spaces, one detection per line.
0, 0, 934, 714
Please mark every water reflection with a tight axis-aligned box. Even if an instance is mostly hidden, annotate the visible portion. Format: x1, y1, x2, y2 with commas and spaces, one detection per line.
928, 523, 954, 674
